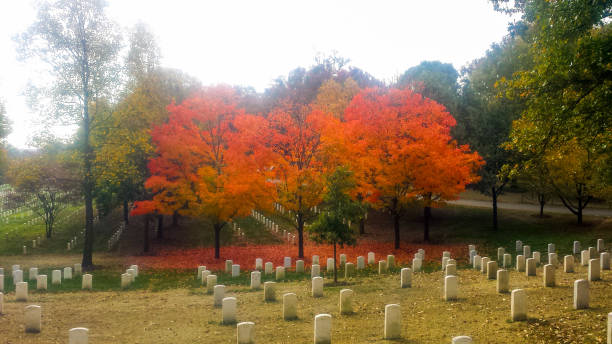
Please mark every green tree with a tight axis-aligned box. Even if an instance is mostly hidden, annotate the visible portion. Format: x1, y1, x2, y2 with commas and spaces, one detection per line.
17, 0, 122, 268
457, 37, 529, 230
8, 149, 79, 238
397, 61, 460, 115
309, 167, 361, 284
498, 0, 611, 199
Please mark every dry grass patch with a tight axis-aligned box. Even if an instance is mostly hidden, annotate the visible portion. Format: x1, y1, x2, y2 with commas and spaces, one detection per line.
0, 264, 610, 343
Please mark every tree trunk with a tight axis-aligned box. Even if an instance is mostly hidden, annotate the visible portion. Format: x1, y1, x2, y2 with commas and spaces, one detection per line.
157, 215, 164, 239
492, 187, 498, 231
81, 82, 94, 268
143, 216, 149, 253
393, 212, 400, 249
424, 206, 431, 242
359, 217, 365, 235
539, 194, 545, 218
123, 199, 129, 225
333, 242, 338, 284
297, 212, 304, 258
214, 223, 222, 259
172, 211, 178, 226
577, 198, 583, 225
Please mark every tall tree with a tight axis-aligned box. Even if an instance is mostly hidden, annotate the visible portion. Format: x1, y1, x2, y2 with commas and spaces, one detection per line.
457, 37, 529, 230
344, 88, 480, 245
17, 0, 122, 268
309, 167, 361, 284
133, 86, 274, 258
497, 0, 611, 202
264, 103, 336, 258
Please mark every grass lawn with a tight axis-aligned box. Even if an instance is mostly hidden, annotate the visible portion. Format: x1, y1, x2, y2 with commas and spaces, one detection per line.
0, 262, 610, 343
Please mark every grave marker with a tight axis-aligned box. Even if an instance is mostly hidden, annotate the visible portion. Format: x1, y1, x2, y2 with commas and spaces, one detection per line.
68, 327, 88, 344
312, 277, 324, 297
543, 264, 555, 287
214, 285, 225, 307
401, 268, 412, 288
384, 304, 401, 339
82, 274, 92, 290
574, 279, 589, 309
314, 314, 332, 344
206, 275, 217, 294
356, 256, 365, 270
37, 275, 47, 290
264, 281, 276, 302
526, 258, 536, 276
25, 305, 41, 333
588, 259, 600, 281
222, 297, 237, 324
311, 264, 321, 278
339, 289, 353, 315
16, 281, 28, 301
564, 255, 574, 273
497, 269, 509, 293
511, 289, 527, 321
283, 293, 297, 320
487, 261, 498, 280
237, 322, 255, 344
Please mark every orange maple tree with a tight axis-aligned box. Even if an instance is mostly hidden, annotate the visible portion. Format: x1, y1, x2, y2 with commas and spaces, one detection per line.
132, 86, 274, 258
262, 102, 339, 258
344, 88, 482, 245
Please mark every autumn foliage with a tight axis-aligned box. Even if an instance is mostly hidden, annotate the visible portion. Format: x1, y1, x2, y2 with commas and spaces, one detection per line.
134, 85, 482, 257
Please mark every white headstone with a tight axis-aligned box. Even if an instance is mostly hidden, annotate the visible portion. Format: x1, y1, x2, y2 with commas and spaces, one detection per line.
225, 260, 233, 273
25, 305, 41, 333
197, 266, 206, 279
275, 266, 285, 281
121, 273, 131, 288
597, 239, 604, 252
412, 257, 422, 272
511, 289, 527, 321
237, 322, 255, 344
400, 268, 412, 288
201, 270, 210, 285
232, 264, 240, 277
444, 275, 458, 301
445, 264, 457, 277
487, 261, 498, 280
548, 253, 558, 266
82, 274, 92, 290
312, 276, 324, 297
387, 255, 395, 268
126, 269, 136, 282
503, 253, 512, 268
481, 257, 490, 274
344, 262, 354, 278
497, 269, 509, 293
264, 281, 276, 301
284, 257, 292, 269
564, 255, 574, 273
367, 252, 375, 265
222, 297, 237, 324
523, 245, 531, 259
250, 271, 261, 290
339, 289, 353, 315
574, 279, 589, 309
573, 241, 581, 254
214, 285, 225, 307
311, 264, 321, 278
74, 264, 83, 276
283, 293, 297, 320
339, 254, 347, 266
526, 258, 536, 276
255, 258, 263, 270
452, 336, 473, 344
442, 257, 450, 271
532, 251, 541, 265
312, 255, 319, 265
37, 275, 47, 290
378, 260, 388, 274
601, 252, 610, 270
29, 267, 38, 281
497, 247, 505, 262
589, 246, 597, 259
326, 258, 335, 273
296, 260, 305, 273
581, 250, 590, 266
68, 327, 89, 344
548, 243, 556, 254
473, 255, 482, 270
384, 304, 401, 339
13, 269, 23, 284
16, 281, 28, 302
356, 256, 365, 270
206, 275, 217, 294
64, 267, 73, 280
443, 251, 451, 258
264, 262, 273, 275
516, 240, 523, 253
52, 270, 62, 285
588, 259, 600, 281
314, 314, 332, 344
543, 264, 555, 287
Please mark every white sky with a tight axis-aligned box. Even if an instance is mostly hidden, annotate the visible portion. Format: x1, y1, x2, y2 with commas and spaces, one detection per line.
0, 0, 514, 148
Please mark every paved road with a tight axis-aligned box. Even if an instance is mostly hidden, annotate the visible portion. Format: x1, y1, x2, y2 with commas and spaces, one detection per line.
448, 199, 612, 217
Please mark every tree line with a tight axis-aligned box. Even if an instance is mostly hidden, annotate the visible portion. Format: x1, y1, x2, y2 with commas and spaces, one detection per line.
0, 0, 609, 267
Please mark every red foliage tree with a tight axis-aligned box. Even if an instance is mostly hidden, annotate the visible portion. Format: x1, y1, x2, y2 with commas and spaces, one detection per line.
133, 86, 274, 258
344, 88, 482, 245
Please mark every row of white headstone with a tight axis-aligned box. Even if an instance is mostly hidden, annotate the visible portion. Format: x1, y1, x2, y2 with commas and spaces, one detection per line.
0, 264, 88, 292
464, 240, 610, 323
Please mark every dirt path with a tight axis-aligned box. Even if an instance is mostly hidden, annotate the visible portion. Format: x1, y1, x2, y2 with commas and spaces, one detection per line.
449, 199, 612, 217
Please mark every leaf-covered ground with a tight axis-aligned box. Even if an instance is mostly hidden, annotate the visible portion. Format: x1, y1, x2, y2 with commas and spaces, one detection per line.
1, 260, 610, 343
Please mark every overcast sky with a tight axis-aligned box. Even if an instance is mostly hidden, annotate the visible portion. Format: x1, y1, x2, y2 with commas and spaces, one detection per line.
0, 0, 514, 148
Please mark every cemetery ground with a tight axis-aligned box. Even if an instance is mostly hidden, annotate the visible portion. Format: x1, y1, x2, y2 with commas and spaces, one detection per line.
1, 203, 612, 343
